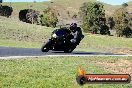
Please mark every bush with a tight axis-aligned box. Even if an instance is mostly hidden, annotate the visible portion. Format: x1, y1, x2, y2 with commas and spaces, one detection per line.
0, 5, 13, 17
90, 24, 99, 34
113, 3, 131, 38
40, 7, 58, 28
107, 17, 115, 30
100, 24, 110, 35
80, 2, 109, 35
19, 9, 39, 24
122, 26, 132, 38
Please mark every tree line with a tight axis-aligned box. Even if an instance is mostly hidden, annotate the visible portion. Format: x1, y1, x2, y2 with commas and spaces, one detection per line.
79, 2, 132, 38
0, 4, 59, 28
0, 2, 132, 38
19, 7, 58, 28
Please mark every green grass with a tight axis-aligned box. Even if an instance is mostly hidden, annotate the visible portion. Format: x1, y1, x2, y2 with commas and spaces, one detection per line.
0, 16, 53, 48
0, 56, 132, 88
76, 34, 132, 52
2, 2, 49, 15
0, 39, 40, 48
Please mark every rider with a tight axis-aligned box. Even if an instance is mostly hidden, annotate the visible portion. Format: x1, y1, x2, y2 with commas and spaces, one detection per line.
69, 23, 84, 44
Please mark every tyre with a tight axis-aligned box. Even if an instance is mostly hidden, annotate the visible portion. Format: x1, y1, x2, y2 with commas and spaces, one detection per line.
41, 45, 49, 52
41, 41, 51, 52
64, 48, 73, 53
64, 46, 76, 53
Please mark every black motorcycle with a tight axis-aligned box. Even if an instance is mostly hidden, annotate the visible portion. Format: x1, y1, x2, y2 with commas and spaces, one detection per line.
41, 27, 83, 53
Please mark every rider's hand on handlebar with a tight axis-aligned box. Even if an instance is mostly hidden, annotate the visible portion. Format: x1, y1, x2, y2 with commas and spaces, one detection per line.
70, 39, 76, 43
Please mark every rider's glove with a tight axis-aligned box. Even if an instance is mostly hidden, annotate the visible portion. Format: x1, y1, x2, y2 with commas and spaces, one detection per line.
70, 39, 76, 43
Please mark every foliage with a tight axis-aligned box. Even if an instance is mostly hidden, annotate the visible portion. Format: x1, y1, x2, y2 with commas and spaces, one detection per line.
122, 25, 132, 38
122, 3, 128, 8
80, 2, 109, 35
0, 5, 13, 17
40, 7, 58, 28
19, 9, 40, 24
107, 17, 115, 30
0, 0, 2, 3
100, 25, 110, 35
113, 4, 132, 38
90, 24, 99, 34
26, 9, 39, 24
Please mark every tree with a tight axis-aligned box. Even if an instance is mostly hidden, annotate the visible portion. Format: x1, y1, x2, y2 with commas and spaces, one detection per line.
33, 0, 36, 3
0, 0, 2, 3
113, 3, 131, 37
122, 3, 128, 8
122, 25, 132, 38
80, 2, 109, 35
40, 7, 58, 27
0, 5, 13, 18
107, 17, 115, 30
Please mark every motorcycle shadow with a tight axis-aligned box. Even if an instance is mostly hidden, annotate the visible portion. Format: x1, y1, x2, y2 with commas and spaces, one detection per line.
51, 51, 125, 55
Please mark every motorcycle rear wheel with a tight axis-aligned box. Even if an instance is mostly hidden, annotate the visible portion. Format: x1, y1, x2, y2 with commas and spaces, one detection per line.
64, 46, 76, 53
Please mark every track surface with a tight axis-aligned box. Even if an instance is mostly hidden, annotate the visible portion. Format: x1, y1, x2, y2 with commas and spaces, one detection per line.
0, 46, 127, 58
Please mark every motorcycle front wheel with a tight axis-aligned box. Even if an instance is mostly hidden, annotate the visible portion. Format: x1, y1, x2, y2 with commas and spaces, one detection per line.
41, 40, 51, 52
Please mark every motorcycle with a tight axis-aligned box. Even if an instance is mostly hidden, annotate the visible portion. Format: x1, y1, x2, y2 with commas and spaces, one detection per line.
41, 27, 84, 53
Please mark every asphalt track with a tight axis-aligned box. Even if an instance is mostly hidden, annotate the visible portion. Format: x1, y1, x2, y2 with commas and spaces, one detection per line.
0, 46, 130, 59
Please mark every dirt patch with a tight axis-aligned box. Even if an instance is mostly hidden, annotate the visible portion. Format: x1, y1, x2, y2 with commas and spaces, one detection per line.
97, 59, 132, 75
111, 48, 132, 55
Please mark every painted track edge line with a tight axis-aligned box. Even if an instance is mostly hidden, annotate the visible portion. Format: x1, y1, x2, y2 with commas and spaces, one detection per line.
0, 55, 132, 59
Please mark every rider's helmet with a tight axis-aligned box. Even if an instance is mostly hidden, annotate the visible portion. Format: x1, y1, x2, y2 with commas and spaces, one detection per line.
70, 23, 77, 32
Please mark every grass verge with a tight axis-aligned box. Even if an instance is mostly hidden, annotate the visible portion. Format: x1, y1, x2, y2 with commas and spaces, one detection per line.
0, 56, 132, 88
